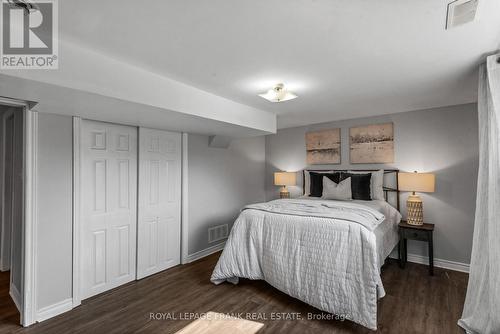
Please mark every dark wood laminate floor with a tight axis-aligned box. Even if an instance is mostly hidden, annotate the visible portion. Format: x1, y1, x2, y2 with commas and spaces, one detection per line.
0, 271, 20, 333
0, 253, 468, 334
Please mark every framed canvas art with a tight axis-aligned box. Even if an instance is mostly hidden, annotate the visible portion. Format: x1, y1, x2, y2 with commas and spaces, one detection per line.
349, 123, 394, 163
305, 128, 341, 164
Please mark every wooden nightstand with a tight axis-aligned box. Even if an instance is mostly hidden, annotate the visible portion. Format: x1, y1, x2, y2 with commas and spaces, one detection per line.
399, 220, 435, 275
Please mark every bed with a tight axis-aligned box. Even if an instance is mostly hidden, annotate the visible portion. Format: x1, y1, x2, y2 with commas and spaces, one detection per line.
210, 170, 402, 330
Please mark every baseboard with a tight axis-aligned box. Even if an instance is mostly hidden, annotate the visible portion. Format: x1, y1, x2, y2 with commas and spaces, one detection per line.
36, 298, 73, 322
185, 241, 226, 263
0, 259, 10, 272
390, 253, 470, 273
184, 243, 470, 273
9, 285, 22, 312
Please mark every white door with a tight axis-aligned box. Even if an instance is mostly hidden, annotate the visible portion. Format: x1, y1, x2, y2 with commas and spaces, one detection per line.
137, 128, 181, 279
81, 120, 138, 299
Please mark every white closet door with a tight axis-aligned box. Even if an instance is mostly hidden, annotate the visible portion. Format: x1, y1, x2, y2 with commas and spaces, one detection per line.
137, 128, 181, 279
81, 120, 137, 299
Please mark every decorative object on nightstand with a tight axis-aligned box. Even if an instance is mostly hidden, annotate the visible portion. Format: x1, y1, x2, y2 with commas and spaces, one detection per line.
399, 220, 435, 275
398, 171, 435, 225
274, 172, 296, 199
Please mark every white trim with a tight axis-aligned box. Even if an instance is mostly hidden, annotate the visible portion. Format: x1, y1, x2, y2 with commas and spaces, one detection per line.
136, 126, 142, 279
185, 241, 225, 263
407, 253, 470, 273
10, 284, 22, 312
0, 97, 38, 326
0, 96, 36, 108
72, 117, 82, 308
9, 110, 17, 298
23, 108, 38, 326
36, 298, 73, 322
181, 133, 189, 264
390, 253, 470, 273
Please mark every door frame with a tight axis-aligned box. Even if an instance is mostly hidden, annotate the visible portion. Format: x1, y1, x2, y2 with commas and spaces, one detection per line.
181, 133, 189, 264
0, 96, 38, 326
72, 117, 82, 307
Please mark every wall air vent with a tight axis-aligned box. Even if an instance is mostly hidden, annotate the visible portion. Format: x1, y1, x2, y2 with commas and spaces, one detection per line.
208, 224, 229, 243
446, 0, 479, 29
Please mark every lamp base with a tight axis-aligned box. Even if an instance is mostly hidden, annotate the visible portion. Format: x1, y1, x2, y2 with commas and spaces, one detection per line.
279, 186, 290, 199
407, 194, 424, 225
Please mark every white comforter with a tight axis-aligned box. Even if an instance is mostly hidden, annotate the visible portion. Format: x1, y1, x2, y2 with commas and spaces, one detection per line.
211, 199, 388, 330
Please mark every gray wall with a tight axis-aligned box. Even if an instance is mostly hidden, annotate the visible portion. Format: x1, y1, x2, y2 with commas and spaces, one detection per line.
187, 134, 266, 255
0, 105, 25, 302
36, 113, 73, 310
0, 107, 7, 271
0, 106, 23, 295
265, 104, 479, 264
10, 107, 24, 301
32, 120, 267, 311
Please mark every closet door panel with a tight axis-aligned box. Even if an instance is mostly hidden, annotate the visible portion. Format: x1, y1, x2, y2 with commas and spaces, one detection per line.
137, 128, 181, 279
81, 120, 137, 299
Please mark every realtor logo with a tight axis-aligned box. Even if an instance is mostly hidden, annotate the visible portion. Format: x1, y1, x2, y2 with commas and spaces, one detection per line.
1, 0, 58, 69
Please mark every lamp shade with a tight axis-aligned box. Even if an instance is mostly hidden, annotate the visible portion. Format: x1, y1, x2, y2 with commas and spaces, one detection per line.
274, 172, 296, 186
399, 172, 435, 193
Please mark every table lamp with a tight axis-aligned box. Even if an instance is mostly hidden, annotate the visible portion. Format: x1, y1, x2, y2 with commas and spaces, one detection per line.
274, 172, 296, 199
398, 171, 435, 225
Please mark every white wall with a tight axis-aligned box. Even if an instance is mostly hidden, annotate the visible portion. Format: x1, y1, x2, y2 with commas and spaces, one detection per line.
187, 134, 266, 255
36, 113, 73, 311
265, 104, 479, 265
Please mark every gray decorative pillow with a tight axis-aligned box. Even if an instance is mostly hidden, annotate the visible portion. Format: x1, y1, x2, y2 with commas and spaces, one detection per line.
322, 177, 352, 201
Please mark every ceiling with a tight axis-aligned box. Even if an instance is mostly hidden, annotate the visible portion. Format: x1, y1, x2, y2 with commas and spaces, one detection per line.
57, 1, 500, 128
0, 73, 274, 138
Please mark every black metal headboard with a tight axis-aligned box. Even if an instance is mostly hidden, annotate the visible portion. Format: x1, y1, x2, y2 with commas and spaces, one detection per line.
303, 169, 400, 211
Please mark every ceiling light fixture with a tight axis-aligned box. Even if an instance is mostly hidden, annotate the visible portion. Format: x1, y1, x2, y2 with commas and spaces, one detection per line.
258, 83, 297, 103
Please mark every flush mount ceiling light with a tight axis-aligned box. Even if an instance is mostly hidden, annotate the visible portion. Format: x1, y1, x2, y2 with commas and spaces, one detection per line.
258, 83, 297, 103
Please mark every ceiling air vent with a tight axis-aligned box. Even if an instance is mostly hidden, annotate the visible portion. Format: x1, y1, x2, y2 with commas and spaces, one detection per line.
446, 0, 479, 29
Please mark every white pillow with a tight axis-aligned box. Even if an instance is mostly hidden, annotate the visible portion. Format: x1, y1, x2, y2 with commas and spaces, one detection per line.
348, 169, 384, 200
322, 177, 352, 201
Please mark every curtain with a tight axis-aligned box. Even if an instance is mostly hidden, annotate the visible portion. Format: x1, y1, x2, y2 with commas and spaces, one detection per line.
458, 55, 500, 333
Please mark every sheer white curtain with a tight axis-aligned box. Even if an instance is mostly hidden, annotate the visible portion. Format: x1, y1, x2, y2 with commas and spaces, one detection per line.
458, 54, 500, 333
